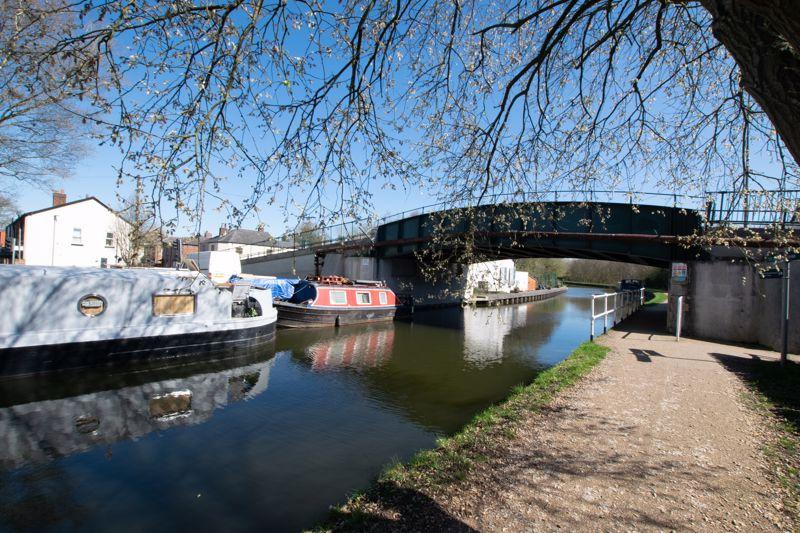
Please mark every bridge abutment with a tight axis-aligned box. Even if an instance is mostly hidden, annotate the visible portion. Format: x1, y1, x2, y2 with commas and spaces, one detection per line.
668, 259, 799, 353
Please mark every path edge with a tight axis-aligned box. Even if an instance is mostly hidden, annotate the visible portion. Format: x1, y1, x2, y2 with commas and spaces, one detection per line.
309, 341, 610, 532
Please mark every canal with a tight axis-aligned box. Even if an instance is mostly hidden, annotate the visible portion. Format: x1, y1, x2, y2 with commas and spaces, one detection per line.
0, 287, 602, 532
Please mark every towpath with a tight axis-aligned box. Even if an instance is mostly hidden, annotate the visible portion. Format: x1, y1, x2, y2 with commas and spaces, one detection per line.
445, 304, 793, 531
334, 304, 796, 531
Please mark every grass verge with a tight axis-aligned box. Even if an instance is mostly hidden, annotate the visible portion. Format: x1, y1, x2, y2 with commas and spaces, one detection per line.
716, 355, 800, 521
313, 341, 610, 532
645, 291, 667, 305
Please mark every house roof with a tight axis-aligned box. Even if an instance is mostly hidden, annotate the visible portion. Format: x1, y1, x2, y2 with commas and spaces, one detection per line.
9, 197, 121, 227
201, 228, 274, 246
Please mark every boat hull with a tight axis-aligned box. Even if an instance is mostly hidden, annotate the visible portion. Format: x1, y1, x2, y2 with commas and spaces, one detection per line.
0, 321, 276, 378
275, 302, 396, 328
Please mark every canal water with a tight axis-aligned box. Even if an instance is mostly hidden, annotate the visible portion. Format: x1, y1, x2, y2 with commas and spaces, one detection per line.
0, 287, 602, 532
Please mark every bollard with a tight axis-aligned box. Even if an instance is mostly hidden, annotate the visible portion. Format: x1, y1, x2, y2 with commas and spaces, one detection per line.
676, 296, 684, 341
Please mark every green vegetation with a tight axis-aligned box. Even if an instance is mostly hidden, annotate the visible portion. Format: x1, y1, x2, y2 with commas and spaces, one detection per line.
515, 258, 667, 290
645, 291, 667, 305
723, 357, 800, 519
315, 342, 610, 531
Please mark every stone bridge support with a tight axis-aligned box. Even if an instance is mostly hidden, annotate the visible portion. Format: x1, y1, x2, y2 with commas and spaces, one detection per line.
668, 259, 799, 353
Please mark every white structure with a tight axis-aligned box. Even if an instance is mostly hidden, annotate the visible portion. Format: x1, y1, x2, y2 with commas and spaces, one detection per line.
465, 259, 516, 299
200, 225, 293, 258
514, 271, 530, 291
5, 193, 131, 267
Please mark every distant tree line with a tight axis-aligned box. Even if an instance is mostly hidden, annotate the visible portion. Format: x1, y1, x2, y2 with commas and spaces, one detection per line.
515, 258, 667, 289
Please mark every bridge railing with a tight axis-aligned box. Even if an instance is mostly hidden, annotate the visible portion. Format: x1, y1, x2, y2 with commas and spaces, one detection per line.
705, 189, 800, 228
240, 219, 378, 261
240, 188, 797, 261
376, 190, 705, 226
590, 288, 645, 340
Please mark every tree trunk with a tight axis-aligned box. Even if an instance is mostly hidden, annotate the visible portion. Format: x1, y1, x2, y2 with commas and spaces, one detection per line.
701, 0, 800, 167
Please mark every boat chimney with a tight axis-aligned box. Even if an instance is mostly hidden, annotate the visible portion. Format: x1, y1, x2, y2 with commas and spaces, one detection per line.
219, 224, 227, 236
52, 189, 66, 207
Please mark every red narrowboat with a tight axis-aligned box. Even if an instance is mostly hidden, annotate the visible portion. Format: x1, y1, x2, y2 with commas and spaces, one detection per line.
275, 276, 397, 328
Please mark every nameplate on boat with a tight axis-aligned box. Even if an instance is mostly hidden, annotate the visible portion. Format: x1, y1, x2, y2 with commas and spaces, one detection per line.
152, 294, 196, 316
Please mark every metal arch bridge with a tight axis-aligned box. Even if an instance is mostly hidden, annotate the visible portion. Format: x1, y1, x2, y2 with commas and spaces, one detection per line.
247, 189, 799, 268
374, 198, 701, 268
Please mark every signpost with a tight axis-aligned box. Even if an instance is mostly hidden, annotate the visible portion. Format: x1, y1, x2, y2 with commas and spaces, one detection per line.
781, 259, 791, 365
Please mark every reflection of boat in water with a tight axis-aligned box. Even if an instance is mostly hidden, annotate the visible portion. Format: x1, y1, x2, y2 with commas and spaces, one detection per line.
0, 352, 276, 469
0, 266, 278, 377
306, 327, 395, 371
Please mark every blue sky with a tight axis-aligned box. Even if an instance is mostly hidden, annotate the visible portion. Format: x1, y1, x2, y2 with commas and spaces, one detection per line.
11, 141, 436, 238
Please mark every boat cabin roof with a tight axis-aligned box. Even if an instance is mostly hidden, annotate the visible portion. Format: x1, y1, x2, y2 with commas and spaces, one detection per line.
0, 265, 202, 283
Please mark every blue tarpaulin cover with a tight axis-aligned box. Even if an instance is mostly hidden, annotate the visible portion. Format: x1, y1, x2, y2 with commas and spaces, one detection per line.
229, 276, 299, 300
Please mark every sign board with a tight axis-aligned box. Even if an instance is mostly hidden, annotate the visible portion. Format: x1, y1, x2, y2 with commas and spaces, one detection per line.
671, 262, 688, 283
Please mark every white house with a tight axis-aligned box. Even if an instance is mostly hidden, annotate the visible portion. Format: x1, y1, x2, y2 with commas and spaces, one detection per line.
199, 225, 293, 258
464, 259, 531, 299
5, 192, 131, 267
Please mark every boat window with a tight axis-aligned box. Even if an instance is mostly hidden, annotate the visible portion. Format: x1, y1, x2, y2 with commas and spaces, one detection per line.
78, 294, 106, 317
356, 292, 371, 305
329, 290, 347, 305
379, 292, 388, 305
153, 294, 196, 316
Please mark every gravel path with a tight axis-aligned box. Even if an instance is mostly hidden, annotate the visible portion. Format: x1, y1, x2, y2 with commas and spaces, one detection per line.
429, 305, 793, 532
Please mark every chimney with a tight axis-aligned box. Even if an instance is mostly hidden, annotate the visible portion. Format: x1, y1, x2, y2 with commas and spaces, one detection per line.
203, 230, 212, 239
52, 189, 67, 207
219, 224, 227, 236
256, 223, 265, 232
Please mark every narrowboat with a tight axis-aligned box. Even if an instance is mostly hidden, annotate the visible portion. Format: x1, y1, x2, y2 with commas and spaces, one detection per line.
273, 276, 397, 328
0, 265, 278, 377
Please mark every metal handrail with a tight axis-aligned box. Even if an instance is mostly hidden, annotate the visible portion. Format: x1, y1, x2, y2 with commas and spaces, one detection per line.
590, 288, 645, 340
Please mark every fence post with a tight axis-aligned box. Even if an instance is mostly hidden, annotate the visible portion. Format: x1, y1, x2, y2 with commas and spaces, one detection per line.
603, 295, 608, 333
676, 296, 684, 341
590, 296, 595, 341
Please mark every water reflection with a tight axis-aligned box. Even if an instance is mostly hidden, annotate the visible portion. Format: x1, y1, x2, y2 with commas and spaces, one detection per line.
0, 287, 604, 533
0, 353, 276, 469
307, 328, 395, 371
462, 305, 527, 367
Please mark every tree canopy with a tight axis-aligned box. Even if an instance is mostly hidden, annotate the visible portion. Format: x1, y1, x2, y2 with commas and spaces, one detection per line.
1, 0, 798, 228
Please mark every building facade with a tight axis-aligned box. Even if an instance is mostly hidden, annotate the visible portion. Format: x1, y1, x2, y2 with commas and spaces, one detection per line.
200, 225, 291, 258
4, 193, 131, 267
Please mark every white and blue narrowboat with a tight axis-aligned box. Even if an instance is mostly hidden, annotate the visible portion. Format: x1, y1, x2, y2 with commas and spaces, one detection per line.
0, 265, 277, 377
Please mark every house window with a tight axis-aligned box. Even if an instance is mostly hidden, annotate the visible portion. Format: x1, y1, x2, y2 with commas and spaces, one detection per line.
72, 228, 82, 245
105, 232, 114, 247
235, 246, 243, 255
379, 292, 388, 305
356, 292, 371, 305
329, 290, 347, 305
